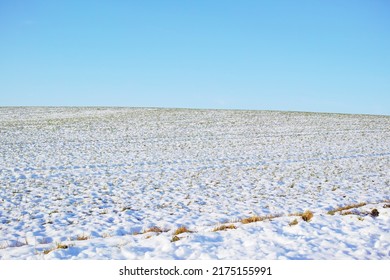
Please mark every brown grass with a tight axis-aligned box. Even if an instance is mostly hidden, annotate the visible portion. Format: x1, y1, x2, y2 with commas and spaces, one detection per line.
76, 234, 90, 241
212, 224, 237, 232
327, 202, 366, 215
241, 214, 281, 224
43, 248, 54, 255
43, 243, 69, 255
173, 226, 192, 235
171, 236, 180, 242
288, 212, 304, 217
55, 243, 69, 250
341, 210, 357, 216
143, 226, 166, 234
370, 209, 379, 217
288, 219, 298, 226
301, 210, 313, 222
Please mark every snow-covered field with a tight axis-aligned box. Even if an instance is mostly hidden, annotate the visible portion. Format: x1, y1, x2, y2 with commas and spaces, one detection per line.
0, 107, 389, 259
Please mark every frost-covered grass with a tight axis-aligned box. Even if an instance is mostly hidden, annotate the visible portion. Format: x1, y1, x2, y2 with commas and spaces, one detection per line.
0, 107, 389, 259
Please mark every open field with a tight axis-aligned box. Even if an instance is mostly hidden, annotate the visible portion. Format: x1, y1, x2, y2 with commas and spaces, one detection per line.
0, 107, 389, 259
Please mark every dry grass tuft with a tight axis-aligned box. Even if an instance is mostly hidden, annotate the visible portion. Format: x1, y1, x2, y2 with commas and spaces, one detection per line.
76, 234, 90, 241
383, 204, 390, 209
55, 243, 69, 250
212, 224, 237, 232
288, 212, 303, 217
370, 209, 379, 217
327, 202, 366, 215
341, 210, 357, 216
289, 219, 298, 226
171, 236, 180, 242
241, 214, 281, 224
143, 226, 166, 234
173, 226, 192, 235
301, 210, 313, 222
43, 242, 69, 255
241, 216, 263, 224
43, 248, 54, 255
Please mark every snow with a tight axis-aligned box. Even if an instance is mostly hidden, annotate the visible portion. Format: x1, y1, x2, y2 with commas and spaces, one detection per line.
0, 107, 389, 259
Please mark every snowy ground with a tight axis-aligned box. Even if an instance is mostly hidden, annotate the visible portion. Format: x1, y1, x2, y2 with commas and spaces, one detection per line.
0, 107, 389, 259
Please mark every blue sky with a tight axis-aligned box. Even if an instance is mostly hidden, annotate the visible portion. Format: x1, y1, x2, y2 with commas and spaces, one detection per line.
0, 0, 389, 115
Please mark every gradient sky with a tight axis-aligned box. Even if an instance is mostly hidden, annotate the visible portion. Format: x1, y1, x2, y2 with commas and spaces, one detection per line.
0, 0, 389, 115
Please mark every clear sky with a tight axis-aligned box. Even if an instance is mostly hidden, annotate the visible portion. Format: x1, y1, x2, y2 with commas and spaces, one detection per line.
0, 0, 389, 115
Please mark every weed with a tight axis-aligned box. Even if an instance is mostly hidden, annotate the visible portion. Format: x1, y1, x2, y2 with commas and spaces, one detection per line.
171, 236, 180, 242
241, 216, 263, 224
341, 211, 357, 216
43, 243, 69, 255
173, 226, 192, 235
301, 210, 313, 222
76, 234, 90, 241
55, 242, 69, 250
121, 206, 132, 212
43, 248, 54, 255
327, 202, 366, 215
143, 226, 166, 234
288, 212, 303, 217
370, 209, 379, 217
241, 214, 281, 224
212, 224, 237, 232
289, 219, 298, 226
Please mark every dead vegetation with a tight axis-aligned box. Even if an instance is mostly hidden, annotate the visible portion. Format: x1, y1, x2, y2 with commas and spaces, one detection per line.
288, 210, 313, 222
0, 199, 386, 253
289, 219, 298, 226
370, 209, 379, 217
173, 226, 192, 235
327, 202, 367, 215
171, 236, 180, 242
76, 234, 90, 241
43, 242, 70, 255
301, 210, 314, 222
212, 224, 237, 232
143, 226, 167, 234
241, 214, 281, 224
